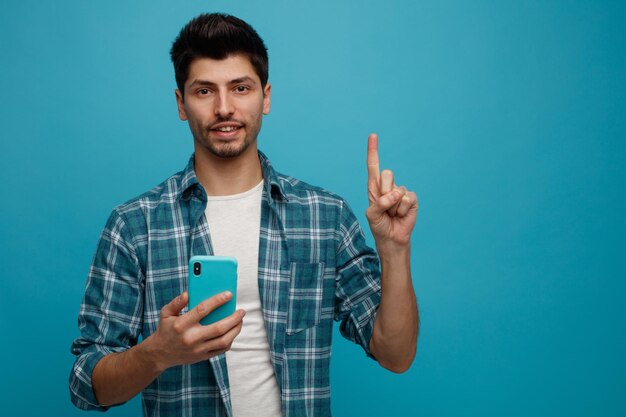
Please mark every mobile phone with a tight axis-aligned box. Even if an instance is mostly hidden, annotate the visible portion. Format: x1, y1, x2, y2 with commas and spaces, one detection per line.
188, 255, 238, 326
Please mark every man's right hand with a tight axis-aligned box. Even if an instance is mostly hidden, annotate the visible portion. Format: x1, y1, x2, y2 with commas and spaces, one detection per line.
91, 291, 244, 406
145, 291, 246, 372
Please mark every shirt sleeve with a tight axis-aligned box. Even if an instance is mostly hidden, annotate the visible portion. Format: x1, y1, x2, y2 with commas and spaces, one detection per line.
334, 199, 382, 360
69, 208, 144, 410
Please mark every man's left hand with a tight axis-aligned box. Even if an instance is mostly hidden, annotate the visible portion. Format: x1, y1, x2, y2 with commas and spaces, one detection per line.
365, 133, 418, 253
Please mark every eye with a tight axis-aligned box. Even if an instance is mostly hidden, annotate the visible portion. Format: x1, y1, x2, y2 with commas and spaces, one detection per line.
234, 85, 250, 93
198, 88, 210, 95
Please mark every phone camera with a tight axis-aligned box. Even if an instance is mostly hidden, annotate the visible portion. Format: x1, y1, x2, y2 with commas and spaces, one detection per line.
193, 262, 201, 276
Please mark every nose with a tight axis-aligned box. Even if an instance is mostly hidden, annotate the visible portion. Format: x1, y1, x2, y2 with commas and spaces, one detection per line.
214, 90, 235, 118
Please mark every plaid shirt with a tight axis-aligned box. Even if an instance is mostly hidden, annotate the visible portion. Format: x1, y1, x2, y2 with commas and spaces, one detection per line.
70, 151, 382, 417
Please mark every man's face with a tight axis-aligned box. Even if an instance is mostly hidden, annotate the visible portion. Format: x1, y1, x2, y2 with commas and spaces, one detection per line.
176, 54, 271, 159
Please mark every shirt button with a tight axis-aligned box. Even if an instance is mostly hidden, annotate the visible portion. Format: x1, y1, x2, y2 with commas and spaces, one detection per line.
194, 189, 202, 197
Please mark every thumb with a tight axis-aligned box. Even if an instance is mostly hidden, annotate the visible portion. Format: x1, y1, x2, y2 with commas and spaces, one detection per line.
366, 190, 400, 222
160, 292, 188, 318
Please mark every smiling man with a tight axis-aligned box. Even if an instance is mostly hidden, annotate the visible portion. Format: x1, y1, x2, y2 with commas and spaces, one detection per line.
70, 13, 419, 417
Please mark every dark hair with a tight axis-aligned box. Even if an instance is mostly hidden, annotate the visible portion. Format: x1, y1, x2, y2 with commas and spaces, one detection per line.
170, 13, 269, 98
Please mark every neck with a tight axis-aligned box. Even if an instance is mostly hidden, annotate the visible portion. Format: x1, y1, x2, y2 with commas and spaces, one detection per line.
193, 143, 263, 196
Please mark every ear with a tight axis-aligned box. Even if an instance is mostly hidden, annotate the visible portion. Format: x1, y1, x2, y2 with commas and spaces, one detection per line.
175, 89, 188, 121
262, 83, 272, 115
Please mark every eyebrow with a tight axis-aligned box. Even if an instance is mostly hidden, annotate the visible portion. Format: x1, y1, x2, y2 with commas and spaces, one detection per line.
188, 76, 257, 89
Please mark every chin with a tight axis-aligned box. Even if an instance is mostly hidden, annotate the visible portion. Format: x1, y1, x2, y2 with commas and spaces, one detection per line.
208, 141, 252, 159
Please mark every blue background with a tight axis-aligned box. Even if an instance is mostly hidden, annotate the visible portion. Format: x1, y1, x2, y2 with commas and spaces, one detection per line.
1, 0, 624, 415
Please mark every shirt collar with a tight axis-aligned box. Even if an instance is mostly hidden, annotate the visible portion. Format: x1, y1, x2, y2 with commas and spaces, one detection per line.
178, 150, 289, 203
179, 155, 200, 201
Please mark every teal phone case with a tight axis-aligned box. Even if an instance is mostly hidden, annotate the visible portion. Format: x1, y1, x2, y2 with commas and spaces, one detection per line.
188, 255, 238, 326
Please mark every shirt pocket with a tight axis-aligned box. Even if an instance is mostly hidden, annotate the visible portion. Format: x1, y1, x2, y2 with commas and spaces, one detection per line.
286, 262, 325, 335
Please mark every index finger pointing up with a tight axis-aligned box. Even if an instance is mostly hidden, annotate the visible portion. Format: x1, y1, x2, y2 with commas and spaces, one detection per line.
367, 133, 380, 183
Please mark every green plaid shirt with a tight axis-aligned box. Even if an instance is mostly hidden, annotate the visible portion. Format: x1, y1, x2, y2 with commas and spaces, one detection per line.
70, 151, 382, 417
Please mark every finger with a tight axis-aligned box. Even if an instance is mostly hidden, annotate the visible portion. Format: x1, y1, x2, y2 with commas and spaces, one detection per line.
178, 291, 233, 329
366, 189, 402, 222
367, 133, 380, 184
199, 309, 246, 341
203, 347, 229, 360
381, 170, 394, 195
395, 192, 415, 217
160, 292, 188, 319
389, 186, 407, 217
367, 134, 381, 201
201, 319, 244, 353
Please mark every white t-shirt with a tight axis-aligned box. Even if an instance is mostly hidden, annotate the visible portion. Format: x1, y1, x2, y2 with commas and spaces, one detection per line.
204, 180, 282, 417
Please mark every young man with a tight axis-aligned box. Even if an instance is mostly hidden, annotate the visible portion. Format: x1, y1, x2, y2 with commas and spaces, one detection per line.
70, 13, 419, 417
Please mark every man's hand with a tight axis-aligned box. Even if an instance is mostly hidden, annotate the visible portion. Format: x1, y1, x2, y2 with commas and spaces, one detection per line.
366, 133, 418, 252
145, 291, 246, 372
91, 292, 244, 406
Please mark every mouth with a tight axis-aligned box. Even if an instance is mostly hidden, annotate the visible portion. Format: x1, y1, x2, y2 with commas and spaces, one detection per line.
212, 125, 241, 132
209, 123, 244, 139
